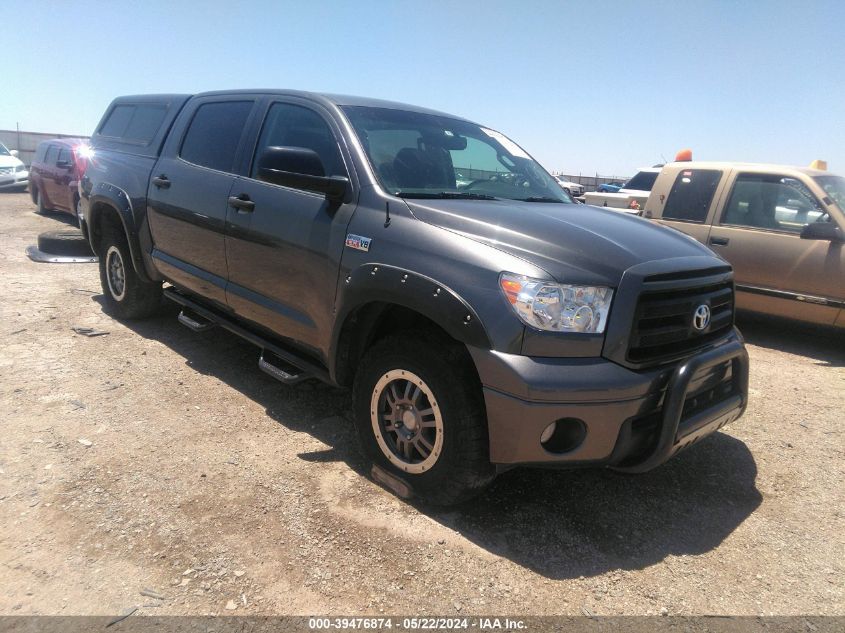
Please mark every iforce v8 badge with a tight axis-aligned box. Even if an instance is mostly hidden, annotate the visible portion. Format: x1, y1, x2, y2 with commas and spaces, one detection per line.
345, 234, 372, 252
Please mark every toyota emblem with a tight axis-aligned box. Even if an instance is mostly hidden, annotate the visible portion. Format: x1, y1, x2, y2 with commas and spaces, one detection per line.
693, 304, 711, 331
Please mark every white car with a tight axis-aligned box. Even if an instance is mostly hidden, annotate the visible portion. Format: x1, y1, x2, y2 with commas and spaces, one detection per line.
0, 142, 29, 191
584, 167, 661, 213
553, 175, 585, 197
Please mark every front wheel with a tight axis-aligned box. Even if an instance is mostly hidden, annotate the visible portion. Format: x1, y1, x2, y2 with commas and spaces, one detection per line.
352, 334, 496, 505
98, 225, 162, 319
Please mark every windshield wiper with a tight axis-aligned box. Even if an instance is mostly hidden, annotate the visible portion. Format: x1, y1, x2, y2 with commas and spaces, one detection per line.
395, 191, 498, 200
515, 196, 565, 203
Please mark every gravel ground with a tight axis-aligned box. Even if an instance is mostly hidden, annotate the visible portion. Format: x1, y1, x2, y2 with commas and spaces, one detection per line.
0, 191, 843, 616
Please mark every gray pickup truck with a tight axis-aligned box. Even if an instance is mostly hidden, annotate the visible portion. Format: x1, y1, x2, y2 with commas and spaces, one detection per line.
79, 90, 749, 504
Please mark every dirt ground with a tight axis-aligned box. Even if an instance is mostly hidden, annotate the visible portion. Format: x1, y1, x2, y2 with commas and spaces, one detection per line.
0, 191, 842, 617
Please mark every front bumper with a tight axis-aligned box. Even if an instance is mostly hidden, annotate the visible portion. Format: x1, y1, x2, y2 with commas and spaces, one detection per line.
0, 170, 29, 190
470, 331, 748, 470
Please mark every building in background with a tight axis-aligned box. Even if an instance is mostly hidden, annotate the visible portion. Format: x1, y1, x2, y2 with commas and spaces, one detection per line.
0, 129, 90, 167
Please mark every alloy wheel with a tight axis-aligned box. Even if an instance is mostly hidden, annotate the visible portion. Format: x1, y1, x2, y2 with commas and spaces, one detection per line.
370, 369, 444, 474
105, 245, 126, 301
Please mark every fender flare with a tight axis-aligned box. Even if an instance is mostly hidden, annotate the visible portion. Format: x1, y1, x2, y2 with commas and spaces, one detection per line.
330, 263, 491, 383
87, 183, 154, 283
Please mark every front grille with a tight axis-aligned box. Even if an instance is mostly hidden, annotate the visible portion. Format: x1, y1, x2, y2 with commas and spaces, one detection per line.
627, 276, 734, 365
0, 167, 14, 176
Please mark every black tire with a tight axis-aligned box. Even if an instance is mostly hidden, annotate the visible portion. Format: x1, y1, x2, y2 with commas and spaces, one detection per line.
36, 188, 50, 214
98, 224, 162, 319
37, 230, 95, 257
352, 333, 496, 505
72, 196, 81, 227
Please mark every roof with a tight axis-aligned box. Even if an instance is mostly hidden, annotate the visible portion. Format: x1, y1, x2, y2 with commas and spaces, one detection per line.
664, 160, 834, 178
36, 137, 89, 148
192, 89, 474, 122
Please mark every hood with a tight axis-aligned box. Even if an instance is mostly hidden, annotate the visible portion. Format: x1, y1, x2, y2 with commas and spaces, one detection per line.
404, 199, 714, 286
0, 155, 23, 168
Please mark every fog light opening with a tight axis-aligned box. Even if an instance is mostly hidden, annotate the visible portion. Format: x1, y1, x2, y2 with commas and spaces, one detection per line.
540, 417, 587, 454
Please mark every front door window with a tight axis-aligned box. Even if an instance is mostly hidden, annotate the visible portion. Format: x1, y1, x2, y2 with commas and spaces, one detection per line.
721, 173, 826, 233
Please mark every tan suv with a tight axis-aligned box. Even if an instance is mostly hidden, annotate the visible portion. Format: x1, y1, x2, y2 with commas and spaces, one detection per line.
641, 162, 845, 328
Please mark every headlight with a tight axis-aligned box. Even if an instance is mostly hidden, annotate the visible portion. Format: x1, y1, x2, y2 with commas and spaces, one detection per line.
15, 164, 26, 172
499, 272, 613, 334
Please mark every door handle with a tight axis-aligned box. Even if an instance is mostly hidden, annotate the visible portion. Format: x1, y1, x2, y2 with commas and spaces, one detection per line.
710, 236, 729, 246
228, 194, 255, 213
152, 175, 171, 189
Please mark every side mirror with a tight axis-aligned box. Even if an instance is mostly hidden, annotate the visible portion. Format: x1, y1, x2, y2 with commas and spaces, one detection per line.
9, 149, 18, 157
257, 146, 349, 202
800, 221, 843, 241
56, 160, 71, 169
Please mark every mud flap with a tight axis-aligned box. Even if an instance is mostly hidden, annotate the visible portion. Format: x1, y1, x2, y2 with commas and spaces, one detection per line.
370, 464, 414, 500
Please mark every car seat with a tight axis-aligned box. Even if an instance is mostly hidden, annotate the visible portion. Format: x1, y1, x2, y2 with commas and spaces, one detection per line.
393, 147, 455, 190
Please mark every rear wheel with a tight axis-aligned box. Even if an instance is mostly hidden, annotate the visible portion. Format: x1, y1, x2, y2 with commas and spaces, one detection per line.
36, 189, 50, 214
98, 225, 162, 319
352, 333, 496, 505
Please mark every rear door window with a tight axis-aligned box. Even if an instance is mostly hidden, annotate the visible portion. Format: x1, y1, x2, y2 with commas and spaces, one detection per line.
57, 148, 70, 166
35, 142, 49, 163
180, 101, 254, 173
663, 169, 723, 223
44, 145, 58, 166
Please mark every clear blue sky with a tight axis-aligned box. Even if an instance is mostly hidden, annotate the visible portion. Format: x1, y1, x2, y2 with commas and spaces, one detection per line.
4, 0, 844, 176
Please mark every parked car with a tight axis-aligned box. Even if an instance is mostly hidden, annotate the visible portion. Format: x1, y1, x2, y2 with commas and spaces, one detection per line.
643, 161, 844, 328
29, 138, 91, 224
597, 181, 624, 193
80, 90, 749, 505
553, 175, 585, 197
0, 142, 29, 191
585, 167, 662, 212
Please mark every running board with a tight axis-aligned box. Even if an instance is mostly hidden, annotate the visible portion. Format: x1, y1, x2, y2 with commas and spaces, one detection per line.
177, 308, 215, 332
258, 349, 309, 385
163, 287, 331, 385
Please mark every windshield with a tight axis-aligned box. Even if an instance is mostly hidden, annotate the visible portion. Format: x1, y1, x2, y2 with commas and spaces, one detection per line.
342, 106, 571, 203
814, 175, 845, 211
0, 143, 10, 157
624, 171, 659, 191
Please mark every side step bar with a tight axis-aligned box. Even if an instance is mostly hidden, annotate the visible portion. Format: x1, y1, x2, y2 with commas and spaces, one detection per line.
163, 287, 332, 385
258, 350, 309, 385
177, 308, 215, 332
